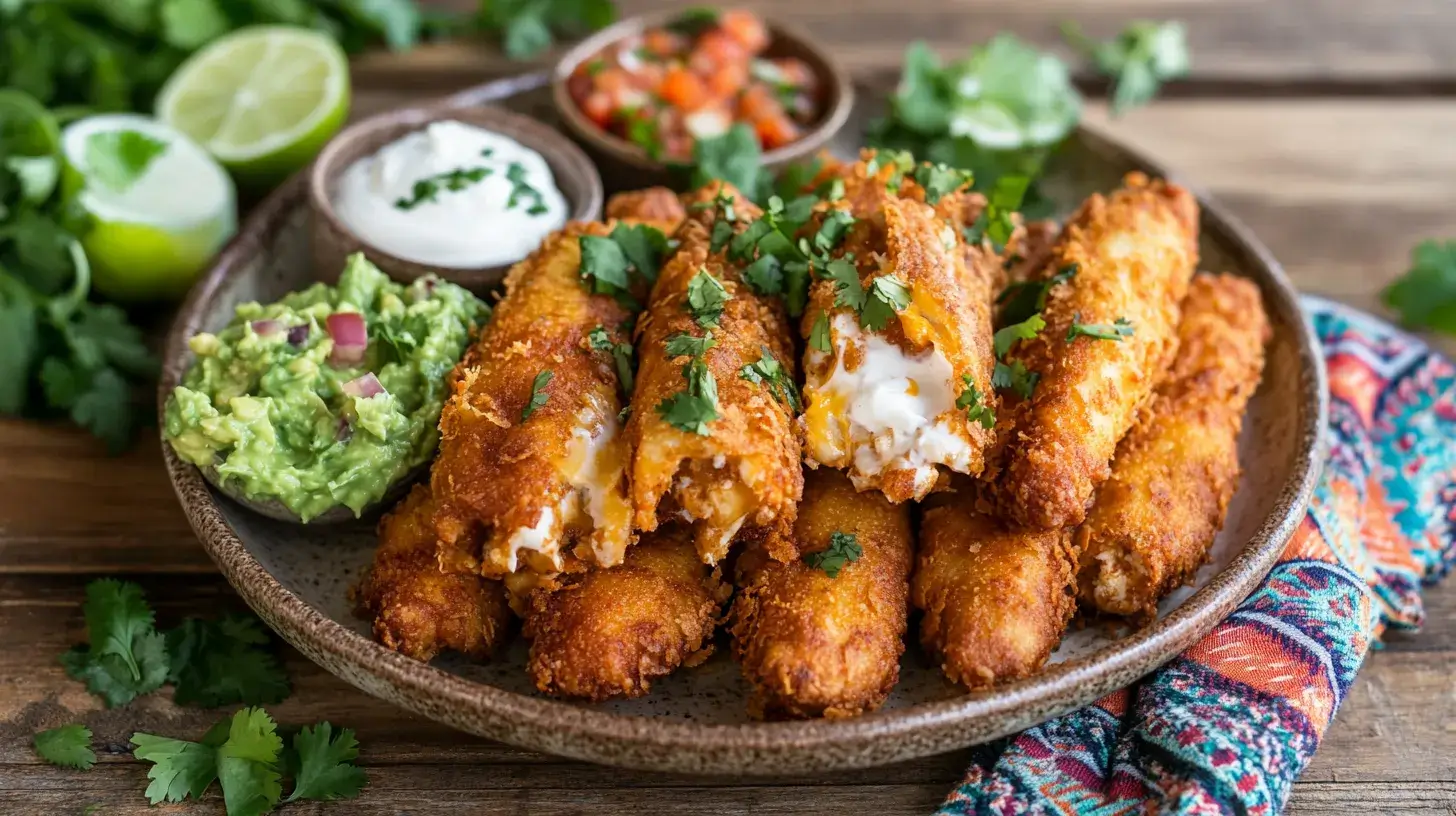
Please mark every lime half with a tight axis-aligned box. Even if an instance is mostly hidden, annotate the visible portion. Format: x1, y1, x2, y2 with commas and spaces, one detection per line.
156, 25, 350, 189
62, 114, 237, 301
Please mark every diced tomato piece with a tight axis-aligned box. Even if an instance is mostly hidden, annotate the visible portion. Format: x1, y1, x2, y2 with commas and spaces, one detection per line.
772, 58, 816, 89
719, 10, 770, 53
643, 28, 686, 57
706, 60, 748, 99
692, 30, 747, 71
754, 114, 801, 150
737, 84, 781, 121
594, 67, 633, 95
660, 66, 710, 111
581, 92, 615, 127
566, 72, 593, 104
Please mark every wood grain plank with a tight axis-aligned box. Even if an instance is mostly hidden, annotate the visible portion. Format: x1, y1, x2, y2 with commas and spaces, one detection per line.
349, 0, 1456, 88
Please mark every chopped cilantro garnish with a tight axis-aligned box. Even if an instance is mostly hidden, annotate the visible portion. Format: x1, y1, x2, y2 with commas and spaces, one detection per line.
623, 109, 665, 160
505, 161, 548, 215
860, 275, 912, 331
813, 209, 856, 254
997, 263, 1077, 326
1063, 20, 1190, 116
956, 375, 995, 429
993, 359, 1040, 399
865, 149, 914, 186
1382, 240, 1456, 333
577, 235, 637, 305
739, 346, 800, 411
589, 325, 635, 395
824, 258, 865, 310
609, 223, 670, 284
819, 177, 846, 202
656, 355, 720, 435
964, 174, 1031, 251
710, 219, 735, 254
394, 165, 493, 211
1066, 315, 1135, 342
521, 369, 552, 421
809, 311, 832, 352
803, 531, 862, 578
913, 162, 975, 204
691, 122, 763, 197
664, 331, 717, 359
686, 268, 729, 328
993, 314, 1046, 357
742, 254, 783, 295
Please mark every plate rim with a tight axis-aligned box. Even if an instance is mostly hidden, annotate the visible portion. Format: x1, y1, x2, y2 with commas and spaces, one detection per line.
157, 73, 1329, 776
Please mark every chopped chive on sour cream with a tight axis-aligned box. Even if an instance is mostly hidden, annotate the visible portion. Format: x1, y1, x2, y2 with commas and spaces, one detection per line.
333, 120, 568, 269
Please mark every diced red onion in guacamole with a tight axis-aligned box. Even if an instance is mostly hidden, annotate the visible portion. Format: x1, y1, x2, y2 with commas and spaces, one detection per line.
250, 319, 282, 337
286, 323, 310, 346
335, 418, 353, 442
341, 372, 385, 400
326, 312, 368, 365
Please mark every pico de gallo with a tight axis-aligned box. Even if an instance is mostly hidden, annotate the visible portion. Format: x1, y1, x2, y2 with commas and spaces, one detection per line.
565, 8, 823, 160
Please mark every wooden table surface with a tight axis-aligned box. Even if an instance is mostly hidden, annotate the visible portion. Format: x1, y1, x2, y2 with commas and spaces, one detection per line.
5, 1, 1456, 813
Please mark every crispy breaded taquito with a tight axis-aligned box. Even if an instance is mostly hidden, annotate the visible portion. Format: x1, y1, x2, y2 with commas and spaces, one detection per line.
996, 172, 1200, 530
358, 485, 514, 662
730, 468, 912, 719
524, 524, 727, 701
1078, 273, 1270, 619
627, 182, 802, 565
799, 154, 998, 503
431, 198, 681, 580
912, 482, 1078, 689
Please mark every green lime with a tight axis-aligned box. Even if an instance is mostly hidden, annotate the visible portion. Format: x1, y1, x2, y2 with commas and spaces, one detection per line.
62, 114, 237, 302
155, 25, 350, 190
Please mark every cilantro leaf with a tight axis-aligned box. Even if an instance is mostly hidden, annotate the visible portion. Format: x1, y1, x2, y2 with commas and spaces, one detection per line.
739, 346, 799, 411
913, 162, 974, 204
521, 369, 552, 421
285, 722, 367, 802
809, 311, 831, 352
956, 376, 995, 429
480, 0, 618, 59
84, 130, 167, 193
165, 615, 291, 708
690, 123, 763, 199
1382, 240, 1456, 332
686, 268, 729, 328
664, 331, 717, 359
132, 732, 221, 804
34, 724, 96, 770
860, 275, 911, 331
992, 359, 1040, 399
61, 579, 169, 707
1066, 315, 1135, 342
656, 357, 719, 436
803, 531, 862, 578
709, 218, 735, 255
997, 263, 1077, 327
824, 258, 866, 311
888, 42, 950, 135
812, 209, 855, 254
994, 314, 1046, 357
393, 165, 493, 210
577, 234, 635, 300
1064, 20, 1189, 116
610, 222, 669, 284
588, 325, 635, 395
216, 707, 284, 816
741, 253, 783, 296
965, 174, 1031, 251
783, 260, 811, 318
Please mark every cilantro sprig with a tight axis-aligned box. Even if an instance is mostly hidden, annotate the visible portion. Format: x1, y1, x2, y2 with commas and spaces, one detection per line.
965, 174, 1032, 252
577, 224, 671, 308
803, 531, 863, 578
477, 0, 619, 59
521, 369, 552, 421
1063, 20, 1190, 116
34, 724, 97, 770
956, 376, 995, 429
686, 268, 729, 328
1067, 315, 1135, 342
989, 264, 1080, 400
657, 331, 720, 436
1382, 240, 1456, 333
739, 346, 800, 411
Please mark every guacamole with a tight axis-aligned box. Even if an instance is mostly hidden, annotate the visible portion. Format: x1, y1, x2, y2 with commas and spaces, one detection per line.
164, 253, 486, 521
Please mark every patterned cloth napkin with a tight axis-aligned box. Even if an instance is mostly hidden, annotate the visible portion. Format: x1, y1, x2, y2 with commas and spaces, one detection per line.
940, 296, 1456, 816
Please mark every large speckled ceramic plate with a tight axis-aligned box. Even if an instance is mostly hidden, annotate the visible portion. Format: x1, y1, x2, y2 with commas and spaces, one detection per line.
159, 73, 1327, 775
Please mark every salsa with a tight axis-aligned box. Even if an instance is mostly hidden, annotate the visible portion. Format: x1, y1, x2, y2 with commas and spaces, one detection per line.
164, 254, 486, 522
566, 8, 822, 160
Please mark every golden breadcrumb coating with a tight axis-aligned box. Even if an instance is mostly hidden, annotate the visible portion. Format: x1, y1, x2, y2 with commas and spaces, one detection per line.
912, 484, 1078, 689
627, 182, 802, 565
605, 187, 687, 223
730, 468, 912, 720
1078, 273, 1270, 619
358, 484, 513, 662
799, 153, 997, 503
524, 524, 727, 701
996, 173, 1200, 530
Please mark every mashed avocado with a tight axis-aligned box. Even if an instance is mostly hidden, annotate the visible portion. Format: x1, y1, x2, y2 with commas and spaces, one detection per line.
164, 253, 486, 521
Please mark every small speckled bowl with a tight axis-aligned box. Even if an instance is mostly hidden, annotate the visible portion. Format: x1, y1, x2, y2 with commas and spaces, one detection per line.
551, 11, 855, 190
310, 104, 603, 292
161, 74, 1327, 776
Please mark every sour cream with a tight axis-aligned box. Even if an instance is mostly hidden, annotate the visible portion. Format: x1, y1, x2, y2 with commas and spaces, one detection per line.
333, 120, 568, 269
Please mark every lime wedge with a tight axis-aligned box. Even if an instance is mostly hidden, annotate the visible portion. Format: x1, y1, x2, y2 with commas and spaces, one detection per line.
155, 25, 350, 189
62, 114, 237, 302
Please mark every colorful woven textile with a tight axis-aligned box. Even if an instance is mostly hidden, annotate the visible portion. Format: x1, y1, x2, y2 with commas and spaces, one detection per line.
940, 296, 1456, 816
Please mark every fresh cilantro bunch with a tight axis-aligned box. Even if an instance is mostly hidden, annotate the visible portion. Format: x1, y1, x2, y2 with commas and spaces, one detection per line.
62, 578, 290, 708
477, 0, 619, 59
0, 93, 159, 452
0, 0, 427, 112
1382, 240, 1456, 333
867, 36, 1079, 204
1063, 20, 1190, 116
132, 708, 367, 812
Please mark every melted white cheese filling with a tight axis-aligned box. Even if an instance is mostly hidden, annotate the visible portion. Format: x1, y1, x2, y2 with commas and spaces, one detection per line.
811, 313, 973, 494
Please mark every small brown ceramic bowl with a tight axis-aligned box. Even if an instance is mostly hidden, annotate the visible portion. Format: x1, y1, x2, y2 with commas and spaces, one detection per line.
310, 104, 603, 292
551, 11, 854, 190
